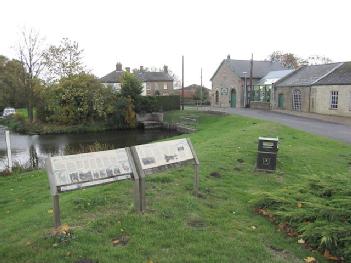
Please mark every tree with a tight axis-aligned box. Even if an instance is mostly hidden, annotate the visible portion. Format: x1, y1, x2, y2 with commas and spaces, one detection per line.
307, 55, 332, 65
120, 72, 143, 101
18, 28, 45, 123
43, 37, 85, 82
37, 73, 117, 124
269, 51, 307, 69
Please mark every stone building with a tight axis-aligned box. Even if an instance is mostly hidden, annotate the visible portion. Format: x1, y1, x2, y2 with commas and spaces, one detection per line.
210, 55, 286, 108
100, 63, 174, 96
274, 62, 351, 117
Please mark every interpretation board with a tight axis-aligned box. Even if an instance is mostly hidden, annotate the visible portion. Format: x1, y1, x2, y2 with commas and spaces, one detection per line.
46, 149, 132, 194
46, 138, 200, 228
134, 138, 195, 175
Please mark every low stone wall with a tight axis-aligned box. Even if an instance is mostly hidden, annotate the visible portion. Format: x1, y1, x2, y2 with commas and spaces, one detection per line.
136, 112, 164, 122
250, 101, 271, 111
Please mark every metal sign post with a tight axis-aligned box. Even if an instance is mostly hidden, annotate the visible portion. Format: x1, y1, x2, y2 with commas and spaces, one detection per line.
5, 130, 12, 173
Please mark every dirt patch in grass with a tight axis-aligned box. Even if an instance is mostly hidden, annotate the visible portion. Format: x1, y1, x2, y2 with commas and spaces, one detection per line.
75, 259, 98, 263
187, 215, 207, 228
210, 171, 221, 178
267, 245, 301, 263
236, 158, 245, 163
112, 234, 129, 246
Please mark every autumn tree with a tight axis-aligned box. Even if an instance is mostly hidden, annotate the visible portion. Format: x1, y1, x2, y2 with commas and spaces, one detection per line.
18, 28, 45, 122
269, 51, 307, 69
43, 37, 85, 82
0, 55, 26, 109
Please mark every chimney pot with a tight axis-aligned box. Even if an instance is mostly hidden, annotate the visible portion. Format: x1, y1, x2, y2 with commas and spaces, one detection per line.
227, 54, 231, 60
116, 62, 122, 71
163, 65, 168, 73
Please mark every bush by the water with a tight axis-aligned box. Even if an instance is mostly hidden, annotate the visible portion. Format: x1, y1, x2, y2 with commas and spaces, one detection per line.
253, 176, 351, 261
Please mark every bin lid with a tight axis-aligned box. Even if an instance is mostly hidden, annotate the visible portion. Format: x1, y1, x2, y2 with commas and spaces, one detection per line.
258, 137, 279, 141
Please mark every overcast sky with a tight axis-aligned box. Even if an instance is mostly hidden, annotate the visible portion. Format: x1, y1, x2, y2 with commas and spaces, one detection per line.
1, 0, 350, 88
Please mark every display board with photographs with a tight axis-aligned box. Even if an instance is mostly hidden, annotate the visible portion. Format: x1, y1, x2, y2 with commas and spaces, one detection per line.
135, 138, 194, 172
48, 149, 132, 192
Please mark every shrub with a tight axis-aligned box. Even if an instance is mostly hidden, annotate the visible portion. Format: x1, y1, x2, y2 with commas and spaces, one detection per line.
252, 176, 351, 261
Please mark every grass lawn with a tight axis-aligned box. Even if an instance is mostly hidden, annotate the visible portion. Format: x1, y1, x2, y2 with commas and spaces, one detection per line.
1, 110, 350, 262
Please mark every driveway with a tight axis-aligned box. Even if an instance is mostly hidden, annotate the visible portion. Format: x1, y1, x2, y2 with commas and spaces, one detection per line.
200, 107, 351, 144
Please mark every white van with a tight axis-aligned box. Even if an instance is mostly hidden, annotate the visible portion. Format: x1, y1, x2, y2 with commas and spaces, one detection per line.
2, 107, 16, 117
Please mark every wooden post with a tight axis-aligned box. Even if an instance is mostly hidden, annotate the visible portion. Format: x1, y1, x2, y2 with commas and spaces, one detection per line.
5, 130, 12, 173
53, 195, 61, 227
130, 146, 146, 213
187, 138, 200, 196
46, 157, 61, 228
125, 147, 142, 213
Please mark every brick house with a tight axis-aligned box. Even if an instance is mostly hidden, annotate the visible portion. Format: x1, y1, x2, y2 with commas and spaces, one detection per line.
100, 63, 174, 96
274, 62, 351, 117
210, 55, 286, 108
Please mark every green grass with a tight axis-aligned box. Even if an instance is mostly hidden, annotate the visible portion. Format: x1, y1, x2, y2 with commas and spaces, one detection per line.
1, 110, 350, 262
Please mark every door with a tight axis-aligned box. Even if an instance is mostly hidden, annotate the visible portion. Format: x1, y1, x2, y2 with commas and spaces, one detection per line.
278, 94, 284, 109
231, 89, 236, 108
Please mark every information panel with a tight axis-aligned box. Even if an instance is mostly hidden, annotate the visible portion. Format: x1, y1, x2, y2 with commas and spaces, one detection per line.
135, 138, 194, 171
48, 149, 132, 192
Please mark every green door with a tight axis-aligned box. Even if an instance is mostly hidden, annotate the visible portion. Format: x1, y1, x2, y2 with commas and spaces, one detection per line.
278, 94, 284, 109
231, 89, 236, 108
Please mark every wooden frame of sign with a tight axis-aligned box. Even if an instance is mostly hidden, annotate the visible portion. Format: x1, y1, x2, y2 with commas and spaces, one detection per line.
46, 148, 135, 227
46, 138, 199, 228
129, 138, 200, 212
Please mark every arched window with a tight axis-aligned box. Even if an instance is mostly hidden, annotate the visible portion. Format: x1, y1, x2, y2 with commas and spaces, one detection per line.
215, 90, 219, 104
292, 89, 302, 111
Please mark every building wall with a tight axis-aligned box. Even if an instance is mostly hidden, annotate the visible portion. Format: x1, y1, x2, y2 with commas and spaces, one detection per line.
274, 86, 311, 112
312, 85, 351, 117
211, 63, 243, 108
145, 81, 173, 96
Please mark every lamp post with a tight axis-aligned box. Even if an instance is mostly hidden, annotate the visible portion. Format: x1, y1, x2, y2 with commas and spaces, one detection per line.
243, 72, 247, 107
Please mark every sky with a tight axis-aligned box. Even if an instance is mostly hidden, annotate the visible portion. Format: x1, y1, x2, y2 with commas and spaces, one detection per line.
1, 0, 350, 88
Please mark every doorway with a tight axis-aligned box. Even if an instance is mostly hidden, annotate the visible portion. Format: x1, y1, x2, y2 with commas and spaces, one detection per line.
230, 89, 236, 108
278, 94, 284, 109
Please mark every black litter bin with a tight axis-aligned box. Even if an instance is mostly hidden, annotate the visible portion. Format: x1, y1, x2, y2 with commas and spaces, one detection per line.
256, 137, 279, 171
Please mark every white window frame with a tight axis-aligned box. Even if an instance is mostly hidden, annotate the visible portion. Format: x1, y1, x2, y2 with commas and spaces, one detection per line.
163, 83, 168, 90
330, 90, 338, 109
292, 89, 302, 111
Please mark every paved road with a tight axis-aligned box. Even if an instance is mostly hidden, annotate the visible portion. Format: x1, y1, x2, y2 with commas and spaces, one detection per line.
203, 107, 351, 144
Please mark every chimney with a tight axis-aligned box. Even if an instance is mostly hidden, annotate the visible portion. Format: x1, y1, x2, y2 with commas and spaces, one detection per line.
163, 65, 168, 73
227, 54, 231, 60
140, 65, 144, 72
116, 62, 122, 72
125, 67, 130, 73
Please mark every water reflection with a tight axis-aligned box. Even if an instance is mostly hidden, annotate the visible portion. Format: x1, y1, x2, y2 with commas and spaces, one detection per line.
0, 126, 179, 171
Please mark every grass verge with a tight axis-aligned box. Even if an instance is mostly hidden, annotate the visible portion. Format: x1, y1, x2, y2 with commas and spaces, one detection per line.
1, 110, 350, 262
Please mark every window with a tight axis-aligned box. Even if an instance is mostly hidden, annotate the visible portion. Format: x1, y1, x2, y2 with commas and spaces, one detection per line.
292, 89, 302, 111
164, 83, 168, 90
215, 90, 219, 104
330, 91, 338, 109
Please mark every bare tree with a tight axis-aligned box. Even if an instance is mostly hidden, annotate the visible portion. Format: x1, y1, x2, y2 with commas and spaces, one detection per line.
43, 37, 85, 82
18, 28, 45, 122
307, 55, 332, 65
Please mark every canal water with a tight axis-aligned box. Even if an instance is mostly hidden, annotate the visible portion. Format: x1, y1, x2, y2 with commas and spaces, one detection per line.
0, 126, 180, 171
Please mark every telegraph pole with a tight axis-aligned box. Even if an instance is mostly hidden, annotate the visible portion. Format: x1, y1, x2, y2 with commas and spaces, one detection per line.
181, 55, 184, 110
200, 68, 203, 105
